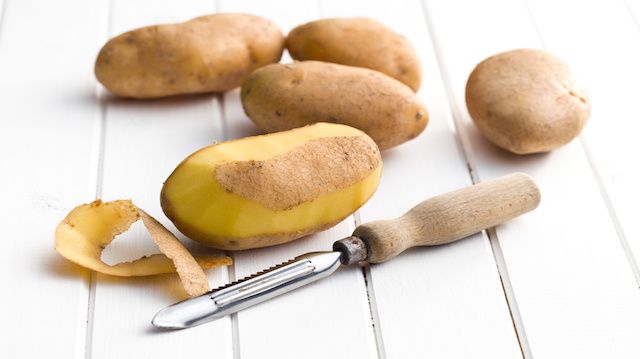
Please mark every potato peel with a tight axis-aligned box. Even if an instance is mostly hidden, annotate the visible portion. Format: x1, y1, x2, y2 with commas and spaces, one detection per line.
54, 199, 231, 297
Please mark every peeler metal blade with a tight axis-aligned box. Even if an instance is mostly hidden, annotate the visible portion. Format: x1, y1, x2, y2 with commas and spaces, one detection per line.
152, 251, 342, 329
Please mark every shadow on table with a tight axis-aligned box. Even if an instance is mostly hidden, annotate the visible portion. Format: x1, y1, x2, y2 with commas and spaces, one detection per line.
460, 121, 552, 170
44, 252, 91, 278
44, 251, 206, 302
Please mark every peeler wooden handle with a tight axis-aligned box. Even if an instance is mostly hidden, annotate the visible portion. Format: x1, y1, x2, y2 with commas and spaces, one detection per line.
336, 173, 541, 264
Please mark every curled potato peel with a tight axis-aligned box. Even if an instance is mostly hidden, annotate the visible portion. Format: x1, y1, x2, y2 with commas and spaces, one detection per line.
54, 199, 231, 297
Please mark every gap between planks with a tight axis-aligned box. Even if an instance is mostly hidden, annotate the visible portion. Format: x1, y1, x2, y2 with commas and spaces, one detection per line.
85, 0, 112, 358
211, 1, 239, 354
210, 0, 239, 341
522, 0, 640, 287
577, 137, 640, 287
420, 0, 532, 357
213, 91, 241, 359
352, 212, 387, 359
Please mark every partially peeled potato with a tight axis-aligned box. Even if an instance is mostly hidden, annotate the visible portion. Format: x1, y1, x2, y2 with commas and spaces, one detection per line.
161, 123, 382, 250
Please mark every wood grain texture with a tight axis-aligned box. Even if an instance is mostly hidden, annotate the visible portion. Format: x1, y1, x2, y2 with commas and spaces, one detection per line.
217, 1, 377, 358
89, 1, 233, 358
356, 173, 540, 263
321, 0, 525, 357
0, 0, 100, 357
425, 0, 640, 357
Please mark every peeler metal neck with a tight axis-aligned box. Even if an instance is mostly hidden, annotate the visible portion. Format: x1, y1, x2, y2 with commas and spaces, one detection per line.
333, 236, 369, 265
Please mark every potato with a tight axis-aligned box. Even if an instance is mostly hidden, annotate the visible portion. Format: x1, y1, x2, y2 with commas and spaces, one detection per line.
95, 14, 284, 99
465, 49, 590, 154
241, 61, 428, 150
286, 18, 421, 91
161, 123, 382, 250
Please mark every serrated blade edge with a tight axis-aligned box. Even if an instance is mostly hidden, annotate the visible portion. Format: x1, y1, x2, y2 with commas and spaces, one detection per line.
152, 251, 343, 329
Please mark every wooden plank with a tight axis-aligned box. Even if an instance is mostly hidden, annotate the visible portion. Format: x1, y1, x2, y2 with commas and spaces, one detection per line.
424, 0, 640, 357
216, 1, 378, 358
320, 0, 524, 357
0, 0, 101, 357
527, 0, 640, 281
89, 1, 233, 358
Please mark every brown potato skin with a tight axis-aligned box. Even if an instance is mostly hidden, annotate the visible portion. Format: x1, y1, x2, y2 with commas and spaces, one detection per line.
286, 18, 421, 91
466, 49, 590, 154
95, 14, 284, 99
241, 61, 428, 150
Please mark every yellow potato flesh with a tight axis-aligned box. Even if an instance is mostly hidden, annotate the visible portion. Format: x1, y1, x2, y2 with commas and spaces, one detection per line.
162, 123, 382, 249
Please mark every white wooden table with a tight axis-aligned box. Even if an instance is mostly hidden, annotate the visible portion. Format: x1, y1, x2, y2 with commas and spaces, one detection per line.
2, 0, 640, 357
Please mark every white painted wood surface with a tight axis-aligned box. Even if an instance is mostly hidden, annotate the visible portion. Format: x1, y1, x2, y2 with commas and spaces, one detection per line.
90, 1, 233, 358
424, 0, 640, 357
1, 0, 640, 358
528, 0, 640, 281
320, 0, 522, 358
0, 0, 99, 357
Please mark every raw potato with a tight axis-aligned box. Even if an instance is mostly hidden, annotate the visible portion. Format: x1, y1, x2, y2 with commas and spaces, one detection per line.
241, 61, 428, 150
465, 49, 591, 154
54, 200, 232, 297
286, 18, 422, 91
161, 123, 382, 250
95, 13, 284, 99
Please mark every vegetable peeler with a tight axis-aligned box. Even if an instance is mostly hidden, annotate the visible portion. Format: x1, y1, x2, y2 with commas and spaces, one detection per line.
152, 173, 540, 329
